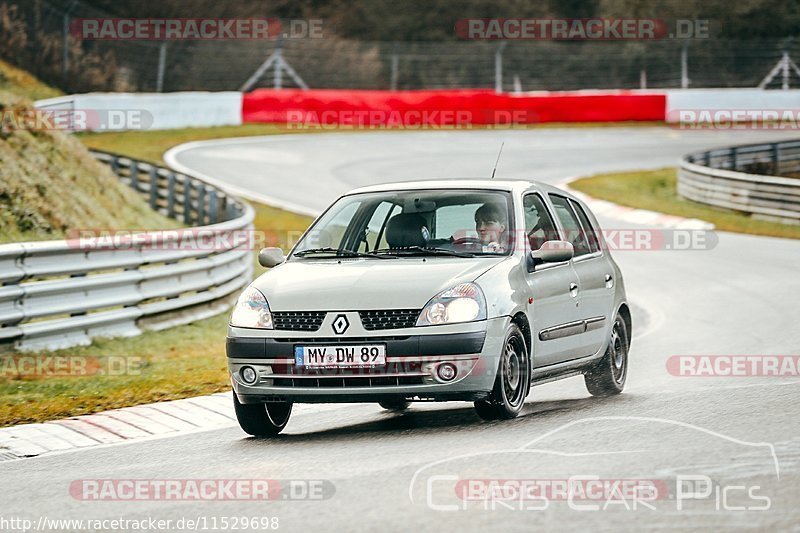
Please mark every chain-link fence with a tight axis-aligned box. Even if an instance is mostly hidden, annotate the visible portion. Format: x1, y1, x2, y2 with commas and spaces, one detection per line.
3, 0, 800, 94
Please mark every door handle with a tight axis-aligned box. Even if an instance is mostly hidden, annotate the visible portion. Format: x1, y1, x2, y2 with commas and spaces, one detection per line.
604, 274, 614, 289
569, 282, 579, 298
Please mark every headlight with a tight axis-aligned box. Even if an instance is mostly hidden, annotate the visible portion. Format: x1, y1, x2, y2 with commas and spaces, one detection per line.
416, 283, 487, 326
230, 286, 273, 329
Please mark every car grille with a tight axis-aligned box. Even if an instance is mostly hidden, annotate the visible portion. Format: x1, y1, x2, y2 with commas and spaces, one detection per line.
272, 311, 326, 331
359, 309, 420, 330
272, 376, 425, 388
265, 361, 427, 388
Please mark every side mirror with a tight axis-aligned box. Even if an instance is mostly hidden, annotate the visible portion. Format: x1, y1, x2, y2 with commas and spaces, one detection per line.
258, 247, 286, 268
528, 241, 574, 272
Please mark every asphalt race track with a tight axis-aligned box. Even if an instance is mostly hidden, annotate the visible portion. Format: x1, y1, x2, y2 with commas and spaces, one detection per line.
3, 128, 800, 531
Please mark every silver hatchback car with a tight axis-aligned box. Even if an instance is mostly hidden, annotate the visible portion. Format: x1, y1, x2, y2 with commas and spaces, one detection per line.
227, 180, 631, 436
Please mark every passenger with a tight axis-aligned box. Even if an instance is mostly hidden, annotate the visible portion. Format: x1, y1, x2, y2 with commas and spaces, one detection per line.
474, 203, 508, 251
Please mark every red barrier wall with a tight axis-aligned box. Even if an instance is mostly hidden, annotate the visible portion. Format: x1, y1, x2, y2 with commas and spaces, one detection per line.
242, 89, 666, 126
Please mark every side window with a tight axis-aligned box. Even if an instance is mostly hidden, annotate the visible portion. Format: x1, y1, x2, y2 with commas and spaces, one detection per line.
569, 199, 600, 253
548, 195, 591, 257
522, 194, 559, 251
360, 201, 398, 251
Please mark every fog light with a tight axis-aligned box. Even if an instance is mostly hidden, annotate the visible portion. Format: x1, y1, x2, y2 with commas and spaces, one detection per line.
240, 366, 258, 385
436, 362, 458, 382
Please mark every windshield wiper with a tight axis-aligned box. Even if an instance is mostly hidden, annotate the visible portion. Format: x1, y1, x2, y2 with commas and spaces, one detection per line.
370, 246, 474, 258
293, 248, 391, 259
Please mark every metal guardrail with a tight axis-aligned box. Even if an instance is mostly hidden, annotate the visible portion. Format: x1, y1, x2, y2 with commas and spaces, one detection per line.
679, 140, 800, 222
0, 150, 254, 351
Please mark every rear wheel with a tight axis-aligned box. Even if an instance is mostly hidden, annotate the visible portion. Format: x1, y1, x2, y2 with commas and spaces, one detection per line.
233, 394, 292, 437
584, 314, 629, 396
474, 324, 530, 421
379, 400, 410, 412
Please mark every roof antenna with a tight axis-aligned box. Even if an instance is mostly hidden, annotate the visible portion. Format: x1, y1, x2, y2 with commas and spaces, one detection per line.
490, 142, 505, 179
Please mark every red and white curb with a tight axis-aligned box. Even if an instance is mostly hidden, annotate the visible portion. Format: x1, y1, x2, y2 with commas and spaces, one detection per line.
561, 178, 714, 231
0, 393, 238, 460
0, 393, 350, 461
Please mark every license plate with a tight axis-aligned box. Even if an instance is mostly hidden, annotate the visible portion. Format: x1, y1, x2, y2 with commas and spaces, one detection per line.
295, 345, 386, 367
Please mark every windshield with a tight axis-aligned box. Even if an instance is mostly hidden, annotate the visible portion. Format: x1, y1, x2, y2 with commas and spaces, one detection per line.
292, 189, 515, 258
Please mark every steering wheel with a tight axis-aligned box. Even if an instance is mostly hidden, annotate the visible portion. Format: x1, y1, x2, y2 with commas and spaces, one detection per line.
452, 236, 484, 246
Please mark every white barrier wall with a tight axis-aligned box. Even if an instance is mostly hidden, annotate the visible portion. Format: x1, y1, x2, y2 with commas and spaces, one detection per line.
665, 89, 800, 122
35, 91, 242, 131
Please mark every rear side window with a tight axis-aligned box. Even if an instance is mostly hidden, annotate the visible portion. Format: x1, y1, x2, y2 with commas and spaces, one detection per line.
568, 199, 600, 253
522, 193, 559, 251
548, 195, 592, 257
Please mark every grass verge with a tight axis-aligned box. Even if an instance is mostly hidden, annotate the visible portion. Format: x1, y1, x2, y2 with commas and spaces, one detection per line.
570, 167, 800, 240
1, 314, 230, 426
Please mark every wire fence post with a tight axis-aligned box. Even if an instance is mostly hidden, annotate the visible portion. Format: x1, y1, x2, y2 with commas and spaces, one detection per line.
495, 43, 507, 93
156, 42, 167, 92
390, 51, 399, 90
61, 13, 70, 75
681, 41, 689, 89
274, 37, 284, 89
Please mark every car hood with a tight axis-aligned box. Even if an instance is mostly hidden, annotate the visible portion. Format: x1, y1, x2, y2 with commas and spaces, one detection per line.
251, 257, 507, 311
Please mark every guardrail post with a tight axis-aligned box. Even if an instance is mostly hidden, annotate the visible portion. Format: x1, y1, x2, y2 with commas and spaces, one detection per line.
130, 160, 139, 190
183, 179, 193, 225
773, 143, 781, 174
167, 173, 176, 218
209, 191, 219, 224
110, 155, 120, 176
730, 147, 738, 170
196, 184, 207, 225
149, 167, 159, 210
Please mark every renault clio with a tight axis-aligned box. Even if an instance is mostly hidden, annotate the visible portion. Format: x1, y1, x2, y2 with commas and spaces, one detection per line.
227, 180, 631, 436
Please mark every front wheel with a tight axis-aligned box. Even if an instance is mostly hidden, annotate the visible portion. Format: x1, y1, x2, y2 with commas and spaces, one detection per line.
379, 400, 410, 412
233, 394, 292, 437
474, 324, 530, 420
584, 314, 629, 396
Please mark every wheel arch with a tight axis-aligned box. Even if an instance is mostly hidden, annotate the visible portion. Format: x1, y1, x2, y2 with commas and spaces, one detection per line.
616, 302, 632, 349
510, 311, 533, 358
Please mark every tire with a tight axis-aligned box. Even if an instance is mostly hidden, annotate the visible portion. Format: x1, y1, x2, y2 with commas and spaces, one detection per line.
584, 313, 629, 397
233, 394, 292, 437
379, 400, 410, 412
474, 324, 530, 420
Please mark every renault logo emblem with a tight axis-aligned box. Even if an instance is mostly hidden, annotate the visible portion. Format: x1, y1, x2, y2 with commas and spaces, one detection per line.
332, 314, 350, 335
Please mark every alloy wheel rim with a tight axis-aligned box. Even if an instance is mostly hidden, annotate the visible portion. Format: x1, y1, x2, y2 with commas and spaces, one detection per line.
610, 321, 626, 384
503, 338, 525, 406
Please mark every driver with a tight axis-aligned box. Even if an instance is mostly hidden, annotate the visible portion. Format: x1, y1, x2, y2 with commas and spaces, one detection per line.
474, 202, 508, 251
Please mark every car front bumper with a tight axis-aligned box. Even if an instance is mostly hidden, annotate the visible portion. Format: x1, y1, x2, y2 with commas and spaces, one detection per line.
227, 317, 509, 403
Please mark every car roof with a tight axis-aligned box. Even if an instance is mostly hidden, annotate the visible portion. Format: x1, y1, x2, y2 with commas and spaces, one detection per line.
346, 179, 577, 199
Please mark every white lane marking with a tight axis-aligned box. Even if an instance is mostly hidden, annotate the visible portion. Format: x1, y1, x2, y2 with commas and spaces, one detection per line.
559, 178, 714, 230
164, 140, 322, 217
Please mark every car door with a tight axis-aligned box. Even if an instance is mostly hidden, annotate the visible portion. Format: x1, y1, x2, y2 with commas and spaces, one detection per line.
548, 194, 614, 357
522, 192, 583, 368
